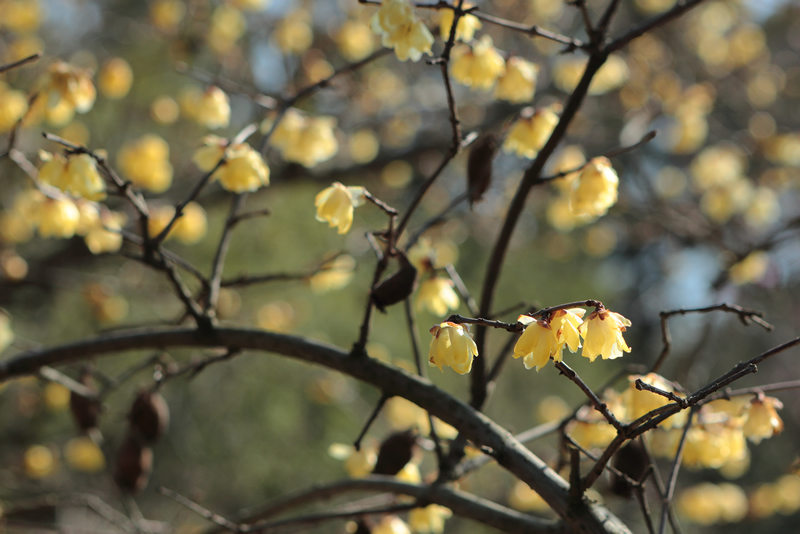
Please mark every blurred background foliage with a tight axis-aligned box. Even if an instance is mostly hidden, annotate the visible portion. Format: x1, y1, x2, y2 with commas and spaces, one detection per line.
1, 0, 800, 532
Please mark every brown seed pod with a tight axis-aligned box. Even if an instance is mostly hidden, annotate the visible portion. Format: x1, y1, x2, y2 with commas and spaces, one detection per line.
129, 389, 170, 444
467, 133, 498, 208
113, 434, 153, 494
372, 252, 418, 312
609, 440, 648, 498
69, 371, 101, 434
372, 429, 418, 476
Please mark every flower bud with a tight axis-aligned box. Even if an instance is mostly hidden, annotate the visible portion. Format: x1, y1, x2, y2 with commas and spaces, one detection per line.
372, 252, 417, 312
467, 133, 498, 207
129, 389, 170, 444
372, 429, 418, 476
113, 434, 153, 493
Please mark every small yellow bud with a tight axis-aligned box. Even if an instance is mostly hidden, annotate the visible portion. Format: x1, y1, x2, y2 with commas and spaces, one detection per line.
98, 58, 133, 99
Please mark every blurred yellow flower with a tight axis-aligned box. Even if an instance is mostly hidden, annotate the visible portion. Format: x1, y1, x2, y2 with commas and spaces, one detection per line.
314, 182, 366, 234
570, 157, 619, 219
370, 0, 434, 62
193, 136, 270, 193
65, 437, 105, 472
0, 83, 28, 133
495, 57, 539, 103
0, 0, 41, 33
84, 211, 124, 254
269, 109, 339, 167
621, 373, 688, 429
439, 4, 481, 41
309, 254, 356, 293
373, 515, 411, 534
729, 251, 768, 286
24, 444, 55, 478
336, 19, 375, 61
451, 35, 506, 91
503, 106, 559, 159
98, 58, 133, 99
428, 322, 477, 374
415, 277, 459, 316
274, 10, 313, 54
38, 197, 80, 238
117, 134, 173, 193
41, 61, 96, 125
0, 311, 15, 353
408, 504, 452, 533
743, 396, 783, 444
328, 442, 377, 478
173, 202, 208, 244
149, 0, 185, 32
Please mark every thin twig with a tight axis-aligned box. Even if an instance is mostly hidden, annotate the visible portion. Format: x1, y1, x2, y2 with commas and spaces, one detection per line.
0, 51, 42, 73
354, 394, 389, 451
206, 194, 247, 322
555, 361, 624, 431
658, 409, 695, 534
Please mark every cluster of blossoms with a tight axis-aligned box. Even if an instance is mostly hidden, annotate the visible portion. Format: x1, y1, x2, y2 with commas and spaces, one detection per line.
38, 150, 106, 201
0, 188, 124, 254
370, 0, 434, 62
38, 61, 96, 126
546, 156, 622, 230
451, 35, 506, 91
428, 322, 478, 375
567, 372, 785, 481
552, 54, 630, 96
268, 108, 339, 168
147, 202, 208, 245
514, 307, 631, 371
116, 134, 174, 193
192, 135, 270, 193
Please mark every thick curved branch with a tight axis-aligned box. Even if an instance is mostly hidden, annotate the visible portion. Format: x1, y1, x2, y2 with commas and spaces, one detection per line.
0, 327, 630, 534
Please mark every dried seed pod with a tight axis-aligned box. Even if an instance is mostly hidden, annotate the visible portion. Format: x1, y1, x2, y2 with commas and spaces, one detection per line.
113, 434, 153, 494
610, 440, 648, 498
467, 133, 498, 207
372, 430, 418, 476
69, 371, 101, 434
129, 390, 170, 444
372, 252, 417, 312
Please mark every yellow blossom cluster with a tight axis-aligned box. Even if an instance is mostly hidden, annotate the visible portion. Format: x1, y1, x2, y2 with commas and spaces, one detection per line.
370, 0, 434, 62
428, 322, 478, 375
373, 515, 411, 534
38, 61, 96, 126
0, 0, 41, 33
179, 85, 231, 129
193, 135, 270, 193
451, 35, 506, 91
503, 105, 560, 159
748, 474, 800, 519
38, 150, 105, 201
495, 57, 539, 103
116, 134, 174, 193
269, 109, 339, 167
677, 482, 748, 525
0, 82, 28, 133
328, 442, 377, 478
513, 307, 631, 371
314, 182, 366, 234
547, 156, 621, 230
0, 189, 124, 254
408, 504, 452, 533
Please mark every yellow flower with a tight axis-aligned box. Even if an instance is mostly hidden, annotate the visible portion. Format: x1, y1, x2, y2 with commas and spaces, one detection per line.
371, 0, 434, 62
84, 211, 124, 254
415, 277, 459, 316
309, 254, 356, 293
65, 153, 106, 201
513, 310, 584, 370
503, 106, 559, 159
37, 197, 80, 238
273, 10, 313, 54
65, 437, 105, 472
314, 182, 366, 234
173, 202, 207, 244
24, 445, 55, 479
508, 480, 551, 513
579, 307, 631, 361
98, 58, 133, 99
428, 322, 477, 374
451, 35, 506, 91
373, 515, 411, 534
208, 4, 246, 54
0, 84, 28, 133
408, 504, 452, 533
495, 57, 539, 103
0, 0, 42, 32
195, 136, 267, 193
336, 19, 376, 61
439, 4, 481, 41
215, 144, 269, 193
328, 442, 378, 478
553, 54, 630, 95
150, 0, 185, 32
269, 109, 339, 167
195, 86, 231, 129
570, 157, 619, 219
743, 396, 783, 444
42, 61, 96, 124
729, 251, 769, 286
0, 311, 13, 353
117, 134, 173, 193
